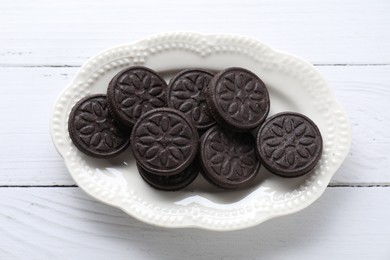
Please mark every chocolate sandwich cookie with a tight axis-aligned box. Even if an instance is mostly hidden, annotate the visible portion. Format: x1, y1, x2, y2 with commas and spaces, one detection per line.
199, 125, 261, 189
68, 94, 130, 158
107, 66, 167, 128
205, 67, 270, 132
256, 112, 323, 178
131, 108, 199, 176
168, 69, 216, 130
137, 163, 199, 191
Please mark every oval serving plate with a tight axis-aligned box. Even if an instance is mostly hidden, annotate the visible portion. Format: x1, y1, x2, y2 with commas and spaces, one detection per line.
51, 32, 351, 231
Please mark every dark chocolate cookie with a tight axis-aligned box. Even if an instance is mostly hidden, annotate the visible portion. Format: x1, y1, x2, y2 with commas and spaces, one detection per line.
168, 69, 216, 130
107, 66, 167, 128
256, 112, 323, 178
205, 67, 270, 132
68, 94, 130, 158
137, 163, 199, 191
199, 125, 261, 189
131, 108, 199, 176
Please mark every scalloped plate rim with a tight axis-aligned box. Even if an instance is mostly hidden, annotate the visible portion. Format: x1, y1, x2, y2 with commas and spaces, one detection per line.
50, 32, 351, 231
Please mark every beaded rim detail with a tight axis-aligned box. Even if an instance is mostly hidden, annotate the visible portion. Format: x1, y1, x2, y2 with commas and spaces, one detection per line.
51, 32, 351, 231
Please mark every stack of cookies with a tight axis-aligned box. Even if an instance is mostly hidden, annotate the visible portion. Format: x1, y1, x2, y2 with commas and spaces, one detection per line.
68, 66, 322, 191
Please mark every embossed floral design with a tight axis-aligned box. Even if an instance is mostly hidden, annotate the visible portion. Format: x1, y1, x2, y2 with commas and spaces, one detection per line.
170, 72, 214, 128
134, 113, 193, 169
114, 70, 166, 122
261, 115, 319, 169
74, 97, 128, 152
206, 129, 258, 181
216, 71, 268, 123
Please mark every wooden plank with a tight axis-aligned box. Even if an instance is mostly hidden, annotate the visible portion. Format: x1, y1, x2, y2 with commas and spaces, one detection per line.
0, 67, 78, 185
0, 187, 389, 259
318, 65, 390, 185
0, 65, 389, 185
1, 0, 390, 65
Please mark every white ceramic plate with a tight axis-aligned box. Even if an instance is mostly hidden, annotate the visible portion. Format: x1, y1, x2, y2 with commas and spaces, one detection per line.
51, 32, 351, 231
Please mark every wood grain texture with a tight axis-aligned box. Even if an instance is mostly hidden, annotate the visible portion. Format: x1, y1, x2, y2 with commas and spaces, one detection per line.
318, 65, 390, 185
0, 187, 388, 259
0, 0, 389, 66
0, 65, 389, 185
0, 1, 389, 258
0, 67, 78, 185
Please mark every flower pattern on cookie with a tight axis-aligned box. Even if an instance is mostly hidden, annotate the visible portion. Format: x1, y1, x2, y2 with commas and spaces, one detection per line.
205, 127, 259, 182
216, 71, 268, 124
258, 113, 323, 175
108, 67, 167, 126
131, 108, 198, 175
169, 70, 215, 129
69, 95, 129, 157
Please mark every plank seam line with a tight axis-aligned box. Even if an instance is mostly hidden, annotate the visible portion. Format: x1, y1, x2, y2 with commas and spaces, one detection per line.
0, 184, 389, 188
0, 185, 78, 188
313, 63, 390, 66
328, 184, 390, 187
0, 63, 390, 68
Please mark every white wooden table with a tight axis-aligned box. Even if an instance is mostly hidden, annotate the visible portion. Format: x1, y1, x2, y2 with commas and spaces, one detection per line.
1, 0, 389, 259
